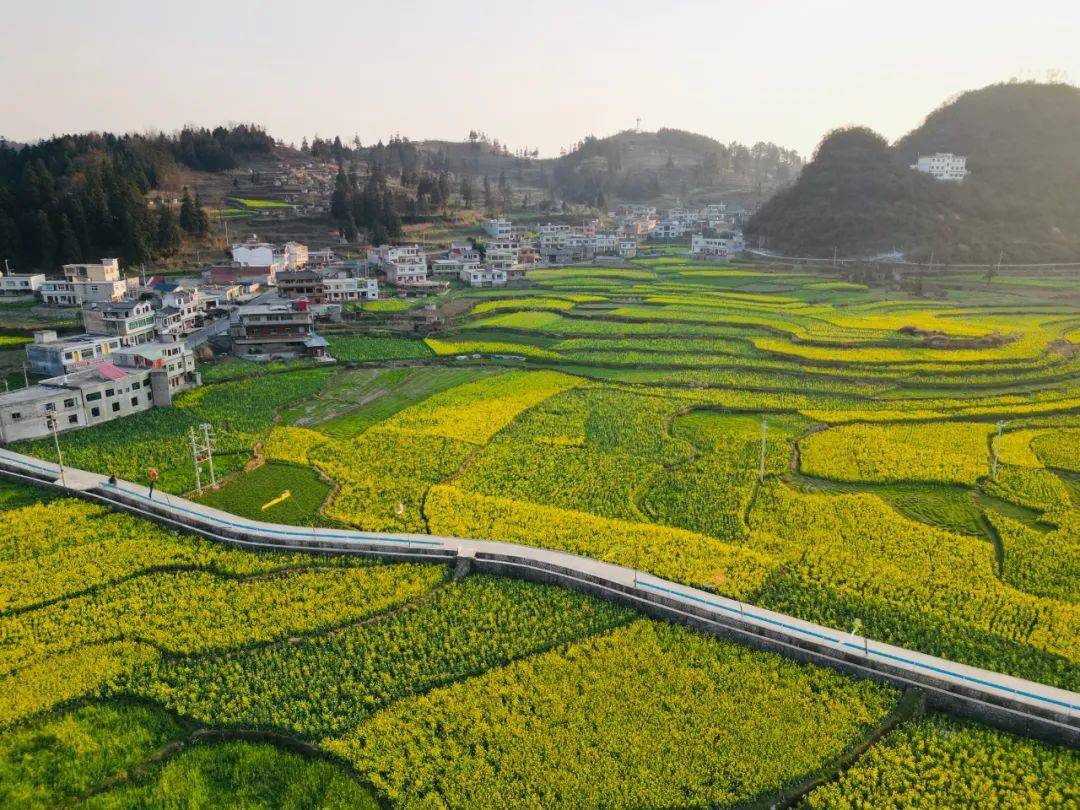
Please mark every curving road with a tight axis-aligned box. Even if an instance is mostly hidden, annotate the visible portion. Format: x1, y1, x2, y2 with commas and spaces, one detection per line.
0, 446, 1076, 747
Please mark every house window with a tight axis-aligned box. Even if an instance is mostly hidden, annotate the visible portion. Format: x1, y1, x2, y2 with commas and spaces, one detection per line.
105, 388, 114, 397
131, 381, 141, 390
86, 391, 101, 402
91, 407, 100, 417
64, 398, 75, 408
111, 402, 120, 413
44, 403, 55, 412
68, 414, 78, 425
10, 412, 20, 421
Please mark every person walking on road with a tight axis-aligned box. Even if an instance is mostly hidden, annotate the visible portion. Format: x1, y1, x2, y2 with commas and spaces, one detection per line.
147, 468, 159, 500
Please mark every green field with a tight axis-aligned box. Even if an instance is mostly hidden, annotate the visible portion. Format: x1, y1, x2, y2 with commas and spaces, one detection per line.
5, 256, 1080, 806
230, 197, 296, 209
195, 462, 336, 526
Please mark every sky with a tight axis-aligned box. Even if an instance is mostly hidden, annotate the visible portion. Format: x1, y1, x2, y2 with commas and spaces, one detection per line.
2, 0, 1079, 159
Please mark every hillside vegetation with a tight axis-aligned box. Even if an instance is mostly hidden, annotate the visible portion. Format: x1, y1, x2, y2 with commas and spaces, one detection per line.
748, 82, 1080, 263
551, 128, 802, 206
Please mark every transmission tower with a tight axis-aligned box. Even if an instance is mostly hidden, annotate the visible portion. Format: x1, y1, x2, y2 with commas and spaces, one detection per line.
189, 423, 217, 494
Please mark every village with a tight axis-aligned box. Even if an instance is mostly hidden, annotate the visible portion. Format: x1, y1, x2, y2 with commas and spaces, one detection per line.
0, 203, 746, 444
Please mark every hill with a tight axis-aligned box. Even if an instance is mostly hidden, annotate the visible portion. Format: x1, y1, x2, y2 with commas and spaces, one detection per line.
550, 128, 802, 207
747, 82, 1080, 263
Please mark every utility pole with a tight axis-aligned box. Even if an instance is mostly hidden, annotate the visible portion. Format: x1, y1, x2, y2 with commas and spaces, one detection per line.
759, 416, 767, 482
46, 413, 65, 487
189, 423, 216, 494
189, 427, 202, 495
991, 419, 1006, 480
22, 362, 28, 388
201, 423, 216, 487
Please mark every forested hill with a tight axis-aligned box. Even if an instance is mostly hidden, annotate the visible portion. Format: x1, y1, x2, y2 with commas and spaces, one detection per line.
0, 126, 273, 270
747, 82, 1080, 264
550, 129, 803, 206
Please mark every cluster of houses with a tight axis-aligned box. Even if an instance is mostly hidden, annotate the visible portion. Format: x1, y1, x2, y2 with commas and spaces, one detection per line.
0, 240, 354, 443
0, 202, 750, 443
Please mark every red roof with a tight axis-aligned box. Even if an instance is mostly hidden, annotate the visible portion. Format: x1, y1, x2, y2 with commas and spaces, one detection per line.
95, 363, 129, 381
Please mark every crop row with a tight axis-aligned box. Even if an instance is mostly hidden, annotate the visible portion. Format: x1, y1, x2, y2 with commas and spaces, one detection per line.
329, 620, 898, 809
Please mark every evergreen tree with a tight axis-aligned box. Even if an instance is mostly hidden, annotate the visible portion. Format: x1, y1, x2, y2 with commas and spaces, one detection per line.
57, 213, 82, 264
155, 206, 182, 255
30, 210, 57, 269
330, 167, 350, 221
121, 209, 151, 266
483, 176, 494, 211
369, 221, 390, 246
193, 191, 210, 235
179, 187, 200, 233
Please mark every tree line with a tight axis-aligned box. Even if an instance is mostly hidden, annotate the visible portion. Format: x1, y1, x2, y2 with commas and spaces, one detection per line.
0, 127, 269, 271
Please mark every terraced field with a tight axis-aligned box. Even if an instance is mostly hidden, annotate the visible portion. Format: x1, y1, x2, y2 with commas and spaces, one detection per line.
6, 257, 1079, 806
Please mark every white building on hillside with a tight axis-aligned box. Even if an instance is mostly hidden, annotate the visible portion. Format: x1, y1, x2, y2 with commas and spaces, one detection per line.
81, 299, 157, 346
460, 266, 507, 288
40, 258, 128, 306
368, 245, 428, 286
911, 153, 968, 182
0, 271, 45, 298
691, 232, 745, 258
483, 219, 512, 239
485, 239, 520, 271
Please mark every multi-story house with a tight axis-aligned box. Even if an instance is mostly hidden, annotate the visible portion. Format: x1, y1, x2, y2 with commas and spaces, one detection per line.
460, 266, 507, 288
229, 301, 327, 359
81, 299, 157, 346
40, 258, 128, 306
483, 219, 512, 239
24, 331, 123, 376
368, 245, 428, 286
0, 271, 45, 298
910, 153, 968, 182
0, 341, 202, 444
691, 231, 745, 258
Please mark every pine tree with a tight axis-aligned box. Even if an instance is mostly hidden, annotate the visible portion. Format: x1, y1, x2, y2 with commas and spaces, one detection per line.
193, 191, 210, 235
30, 209, 57, 269
330, 167, 350, 221
121, 210, 151, 266
155, 206, 182, 255
57, 213, 82, 264
179, 187, 199, 233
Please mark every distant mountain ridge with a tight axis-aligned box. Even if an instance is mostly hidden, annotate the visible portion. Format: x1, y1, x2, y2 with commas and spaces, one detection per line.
747, 82, 1080, 263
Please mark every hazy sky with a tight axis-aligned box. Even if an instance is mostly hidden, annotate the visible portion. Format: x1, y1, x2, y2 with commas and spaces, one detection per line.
3, 1, 1078, 158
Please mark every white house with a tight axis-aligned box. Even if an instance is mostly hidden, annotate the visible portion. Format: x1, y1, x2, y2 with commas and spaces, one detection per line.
652, 221, 684, 240
368, 245, 428, 286
0, 271, 45, 298
618, 238, 638, 259
691, 232, 745, 258
40, 258, 128, 306
460, 266, 507, 288
81, 299, 157, 346
485, 239, 520, 271
322, 273, 379, 302
24, 331, 123, 376
231, 239, 276, 268
0, 344, 199, 444
911, 153, 968, 182
483, 219, 512, 239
